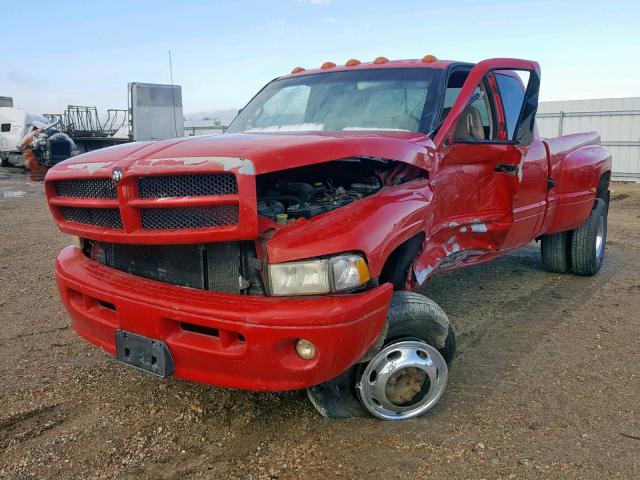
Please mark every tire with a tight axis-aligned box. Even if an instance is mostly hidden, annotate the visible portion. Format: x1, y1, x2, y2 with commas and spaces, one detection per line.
570, 200, 607, 276
386, 291, 456, 364
541, 231, 571, 273
307, 291, 456, 419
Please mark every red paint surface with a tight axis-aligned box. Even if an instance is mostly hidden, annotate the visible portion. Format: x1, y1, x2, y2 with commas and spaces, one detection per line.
56, 247, 392, 390
44, 57, 612, 391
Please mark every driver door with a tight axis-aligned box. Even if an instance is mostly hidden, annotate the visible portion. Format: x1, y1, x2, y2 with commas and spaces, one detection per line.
430, 58, 541, 251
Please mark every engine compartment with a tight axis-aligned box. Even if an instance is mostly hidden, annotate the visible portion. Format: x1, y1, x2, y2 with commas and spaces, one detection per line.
256, 158, 421, 222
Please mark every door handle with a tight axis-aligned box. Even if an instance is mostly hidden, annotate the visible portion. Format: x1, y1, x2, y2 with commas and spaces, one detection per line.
494, 163, 518, 176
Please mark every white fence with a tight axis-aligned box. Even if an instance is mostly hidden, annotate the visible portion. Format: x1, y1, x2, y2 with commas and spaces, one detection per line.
537, 97, 640, 181
183, 120, 226, 137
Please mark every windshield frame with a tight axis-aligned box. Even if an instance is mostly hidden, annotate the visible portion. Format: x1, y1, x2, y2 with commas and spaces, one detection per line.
226, 67, 446, 135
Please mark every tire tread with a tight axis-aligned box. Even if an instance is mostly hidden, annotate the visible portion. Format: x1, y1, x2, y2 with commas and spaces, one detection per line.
541, 232, 570, 273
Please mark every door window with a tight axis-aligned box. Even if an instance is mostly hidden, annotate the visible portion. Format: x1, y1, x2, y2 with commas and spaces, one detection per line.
441, 70, 496, 141
495, 73, 526, 140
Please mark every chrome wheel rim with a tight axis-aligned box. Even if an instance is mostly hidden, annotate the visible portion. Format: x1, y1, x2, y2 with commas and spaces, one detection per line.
595, 215, 605, 259
356, 340, 448, 420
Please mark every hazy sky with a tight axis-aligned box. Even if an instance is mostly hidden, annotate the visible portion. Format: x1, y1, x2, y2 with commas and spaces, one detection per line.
1, 0, 638, 116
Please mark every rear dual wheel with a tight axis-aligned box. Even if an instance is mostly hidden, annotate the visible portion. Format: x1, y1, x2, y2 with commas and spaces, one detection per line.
541, 200, 607, 276
307, 291, 456, 420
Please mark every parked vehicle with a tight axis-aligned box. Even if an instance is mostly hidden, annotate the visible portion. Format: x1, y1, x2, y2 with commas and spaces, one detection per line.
0, 107, 50, 167
44, 56, 611, 420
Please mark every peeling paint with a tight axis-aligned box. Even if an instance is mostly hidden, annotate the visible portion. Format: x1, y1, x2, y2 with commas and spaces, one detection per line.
67, 162, 112, 175
146, 157, 255, 175
470, 223, 488, 233
414, 265, 435, 284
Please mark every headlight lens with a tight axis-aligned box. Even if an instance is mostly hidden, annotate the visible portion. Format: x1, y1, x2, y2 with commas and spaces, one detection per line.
268, 260, 331, 296
268, 254, 371, 296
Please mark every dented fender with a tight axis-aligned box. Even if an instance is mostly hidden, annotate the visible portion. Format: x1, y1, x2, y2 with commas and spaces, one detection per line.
266, 180, 433, 278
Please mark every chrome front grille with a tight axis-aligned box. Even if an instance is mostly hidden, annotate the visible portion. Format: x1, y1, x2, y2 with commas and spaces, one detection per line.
54, 179, 117, 198
137, 173, 237, 198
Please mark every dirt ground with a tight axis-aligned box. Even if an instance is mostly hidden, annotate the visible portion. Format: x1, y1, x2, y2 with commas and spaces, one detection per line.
0, 167, 639, 479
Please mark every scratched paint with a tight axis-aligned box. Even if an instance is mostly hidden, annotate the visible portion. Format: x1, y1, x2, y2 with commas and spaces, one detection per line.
146, 157, 256, 175
66, 162, 112, 175
470, 223, 488, 233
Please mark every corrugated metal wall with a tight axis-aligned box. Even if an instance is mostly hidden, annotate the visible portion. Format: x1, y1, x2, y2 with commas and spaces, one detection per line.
537, 97, 640, 181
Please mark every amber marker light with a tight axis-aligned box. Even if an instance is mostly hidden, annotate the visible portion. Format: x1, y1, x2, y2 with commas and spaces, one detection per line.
373, 56, 389, 64
321, 61, 336, 69
291, 66, 306, 74
422, 54, 438, 63
345, 58, 361, 66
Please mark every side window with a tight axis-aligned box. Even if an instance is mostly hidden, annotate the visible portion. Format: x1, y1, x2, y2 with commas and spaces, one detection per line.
442, 70, 496, 141
0, 123, 10, 132
453, 81, 494, 141
495, 73, 526, 140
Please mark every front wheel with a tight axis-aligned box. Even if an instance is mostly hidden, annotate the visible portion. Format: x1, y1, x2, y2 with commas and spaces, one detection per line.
307, 291, 456, 420
570, 200, 607, 276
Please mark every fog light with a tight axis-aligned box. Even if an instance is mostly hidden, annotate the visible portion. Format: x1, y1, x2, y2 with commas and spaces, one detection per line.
295, 339, 316, 360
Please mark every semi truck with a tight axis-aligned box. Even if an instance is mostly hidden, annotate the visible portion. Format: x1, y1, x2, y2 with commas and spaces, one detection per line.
44, 56, 611, 420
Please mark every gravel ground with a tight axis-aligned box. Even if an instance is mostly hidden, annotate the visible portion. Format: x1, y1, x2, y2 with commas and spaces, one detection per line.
1, 168, 639, 479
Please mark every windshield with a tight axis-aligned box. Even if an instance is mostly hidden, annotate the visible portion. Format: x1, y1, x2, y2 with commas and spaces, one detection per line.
227, 68, 444, 134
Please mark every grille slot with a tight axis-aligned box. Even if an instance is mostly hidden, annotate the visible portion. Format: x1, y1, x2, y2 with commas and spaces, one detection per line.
60, 207, 123, 229
55, 179, 117, 199
88, 241, 242, 293
141, 206, 238, 230
206, 241, 241, 293
138, 174, 237, 198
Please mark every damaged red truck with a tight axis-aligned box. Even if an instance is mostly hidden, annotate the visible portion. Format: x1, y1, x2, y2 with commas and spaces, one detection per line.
44, 57, 611, 420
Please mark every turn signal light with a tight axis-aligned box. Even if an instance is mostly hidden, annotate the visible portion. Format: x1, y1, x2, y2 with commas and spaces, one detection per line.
422, 54, 438, 63
291, 66, 306, 74
373, 56, 389, 64
321, 61, 336, 69
345, 58, 361, 66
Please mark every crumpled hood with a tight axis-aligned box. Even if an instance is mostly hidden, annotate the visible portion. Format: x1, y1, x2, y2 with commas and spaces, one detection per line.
47, 131, 433, 177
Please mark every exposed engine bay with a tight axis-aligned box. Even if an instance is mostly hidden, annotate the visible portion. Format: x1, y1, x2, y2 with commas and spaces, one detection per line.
256, 157, 423, 222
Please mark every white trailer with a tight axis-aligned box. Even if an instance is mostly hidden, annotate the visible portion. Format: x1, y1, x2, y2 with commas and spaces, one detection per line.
128, 83, 184, 141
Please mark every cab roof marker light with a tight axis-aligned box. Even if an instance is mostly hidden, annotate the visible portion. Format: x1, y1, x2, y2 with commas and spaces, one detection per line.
321, 61, 336, 69
373, 56, 389, 64
291, 66, 306, 74
422, 54, 438, 63
345, 58, 361, 67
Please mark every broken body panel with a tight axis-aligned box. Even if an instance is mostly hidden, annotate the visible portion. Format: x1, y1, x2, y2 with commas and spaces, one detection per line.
45, 57, 611, 391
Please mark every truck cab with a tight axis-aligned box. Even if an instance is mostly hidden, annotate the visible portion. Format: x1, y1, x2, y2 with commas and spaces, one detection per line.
44, 56, 611, 420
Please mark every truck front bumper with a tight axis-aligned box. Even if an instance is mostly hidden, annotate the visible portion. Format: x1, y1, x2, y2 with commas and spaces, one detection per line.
55, 247, 392, 391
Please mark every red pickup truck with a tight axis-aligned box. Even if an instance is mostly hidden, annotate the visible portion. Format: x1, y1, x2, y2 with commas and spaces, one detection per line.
44, 56, 611, 420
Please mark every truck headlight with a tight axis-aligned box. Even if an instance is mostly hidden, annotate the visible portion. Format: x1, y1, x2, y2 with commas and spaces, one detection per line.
268, 254, 371, 296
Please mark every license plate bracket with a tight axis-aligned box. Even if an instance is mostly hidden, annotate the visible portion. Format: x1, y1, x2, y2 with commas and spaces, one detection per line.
115, 330, 175, 378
